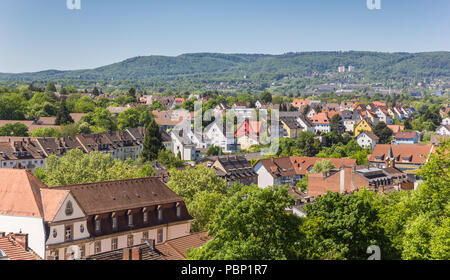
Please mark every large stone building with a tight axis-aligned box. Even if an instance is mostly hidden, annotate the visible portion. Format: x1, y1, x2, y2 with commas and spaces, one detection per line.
0, 169, 192, 260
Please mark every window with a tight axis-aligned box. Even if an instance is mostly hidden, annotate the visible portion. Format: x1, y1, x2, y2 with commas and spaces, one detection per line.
157, 228, 163, 243
127, 234, 134, 247
128, 213, 133, 226
53, 250, 59, 260
79, 244, 85, 258
176, 205, 181, 218
95, 218, 101, 232
95, 241, 101, 254
142, 231, 149, 241
64, 225, 73, 241
80, 224, 85, 233
111, 238, 118, 250
112, 216, 118, 230
143, 211, 149, 224
52, 229, 57, 238
158, 208, 163, 221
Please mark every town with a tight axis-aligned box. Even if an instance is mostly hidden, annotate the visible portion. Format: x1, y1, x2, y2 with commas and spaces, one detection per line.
0, 77, 448, 260
0, 0, 448, 264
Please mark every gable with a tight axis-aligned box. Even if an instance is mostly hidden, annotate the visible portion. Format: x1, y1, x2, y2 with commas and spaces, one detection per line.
52, 193, 85, 222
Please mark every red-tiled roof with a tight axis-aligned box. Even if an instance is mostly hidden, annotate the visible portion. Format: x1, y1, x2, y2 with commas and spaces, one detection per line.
155, 231, 211, 260
394, 131, 417, 139
0, 234, 40, 260
369, 144, 433, 164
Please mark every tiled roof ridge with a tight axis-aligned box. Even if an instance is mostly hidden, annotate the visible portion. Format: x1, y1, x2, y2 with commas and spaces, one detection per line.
52, 176, 163, 189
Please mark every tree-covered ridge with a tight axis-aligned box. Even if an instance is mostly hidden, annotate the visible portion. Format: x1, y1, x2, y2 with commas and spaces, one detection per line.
1, 51, 449, 82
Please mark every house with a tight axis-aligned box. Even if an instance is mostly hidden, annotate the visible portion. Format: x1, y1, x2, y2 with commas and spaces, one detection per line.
375, 107, 393, 125
436, 125, 450, 136
369, 144, 434, 177
310, 112, 331, 133
235, 120, 261, 150
393, 131, 419, 144
291, 98, 309, 110
170, 129, 197, 161
387, 125, 404, 134
430, 134, 448, 147
152, 110, 186, 132
307, 164, 412, 198
0, 169, 192, 260
442, 118, 450, 126
0, 232, 41, 260
340, 101, 354, 111
0, 139, 46, 171
341, 110, 360, 132
209, 155, 258, 185
354, 118, 375, 137
356, 131, 379, 150
280, 117, 304, 138
203, 120, 238, 153
86, 231, 211, 260
253, 156, 357, 189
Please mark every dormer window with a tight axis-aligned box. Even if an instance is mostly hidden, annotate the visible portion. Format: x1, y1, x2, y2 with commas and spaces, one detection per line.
176, 203, 181, 218
158, 206, 163, 221
143, 209, 149, 224
111, 214, 118, 230
128, 212, 133, 226
95, 217, 101, 232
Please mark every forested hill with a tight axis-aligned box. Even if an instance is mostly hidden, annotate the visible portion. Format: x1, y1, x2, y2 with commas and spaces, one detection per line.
1, 51, 449, 82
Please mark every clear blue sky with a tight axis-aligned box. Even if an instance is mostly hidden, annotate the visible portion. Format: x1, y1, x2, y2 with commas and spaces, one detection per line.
0, 0, 449, 73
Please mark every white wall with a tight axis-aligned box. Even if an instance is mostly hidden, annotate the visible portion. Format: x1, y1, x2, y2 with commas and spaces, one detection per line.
254, 163, 274, 189
0, 215, 46, 258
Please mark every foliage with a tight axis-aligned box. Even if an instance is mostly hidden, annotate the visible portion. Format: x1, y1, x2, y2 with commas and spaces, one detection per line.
156, 149, 184, 169
373, 122, 393, 144
310, 160, 335, 173
0, 122, 29, 136
206, 145, 223, 156
55, 100, 74, 125
35, 149, 154, 187
187, 185, 303, 260
301, 189, 394, 260
0, 92, 27, 120
142, 118, 163, 162
30, 127, 60, 137
117, 107, 153, 130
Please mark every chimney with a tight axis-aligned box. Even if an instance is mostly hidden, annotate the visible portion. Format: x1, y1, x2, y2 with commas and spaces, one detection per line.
131, 247, 142, 260
146, 239, 155, 250
122, 248, 131, 260
12, 233, 29, 250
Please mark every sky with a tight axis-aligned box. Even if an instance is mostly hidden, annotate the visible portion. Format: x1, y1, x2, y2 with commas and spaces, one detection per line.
0, 0, 449, 73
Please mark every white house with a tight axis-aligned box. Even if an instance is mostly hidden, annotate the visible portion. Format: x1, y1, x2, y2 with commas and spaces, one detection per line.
356, 131, 379, 150
436, 125, 450, 136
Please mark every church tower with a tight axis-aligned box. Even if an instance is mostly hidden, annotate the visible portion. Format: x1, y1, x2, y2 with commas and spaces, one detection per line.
385, 145, 396, 168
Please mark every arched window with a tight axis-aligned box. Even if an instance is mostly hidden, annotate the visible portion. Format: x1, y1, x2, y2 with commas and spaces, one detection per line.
65, 201, 73, 216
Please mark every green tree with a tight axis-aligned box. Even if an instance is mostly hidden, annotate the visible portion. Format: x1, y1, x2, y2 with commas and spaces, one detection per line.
35, 149, 153, 187
330, 114, 345, 133
206, 145, 223, 156
373, 122, 393, 144
301, 189, 394, 260
187, 185, 303, 260
167, 165, 228, 201
30, 127, 60, 137
0, 122, 29, 136
55, 100, 74, 125
310, 160, 335, 173
259, 91, 272, 103
142, 118, 163, 162
0, 93, 28, 120
157, 149, 184, 169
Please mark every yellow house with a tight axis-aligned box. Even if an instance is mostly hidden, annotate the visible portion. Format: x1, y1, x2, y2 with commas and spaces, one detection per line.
280, 117, 303, 138
354, 118, 375, 137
